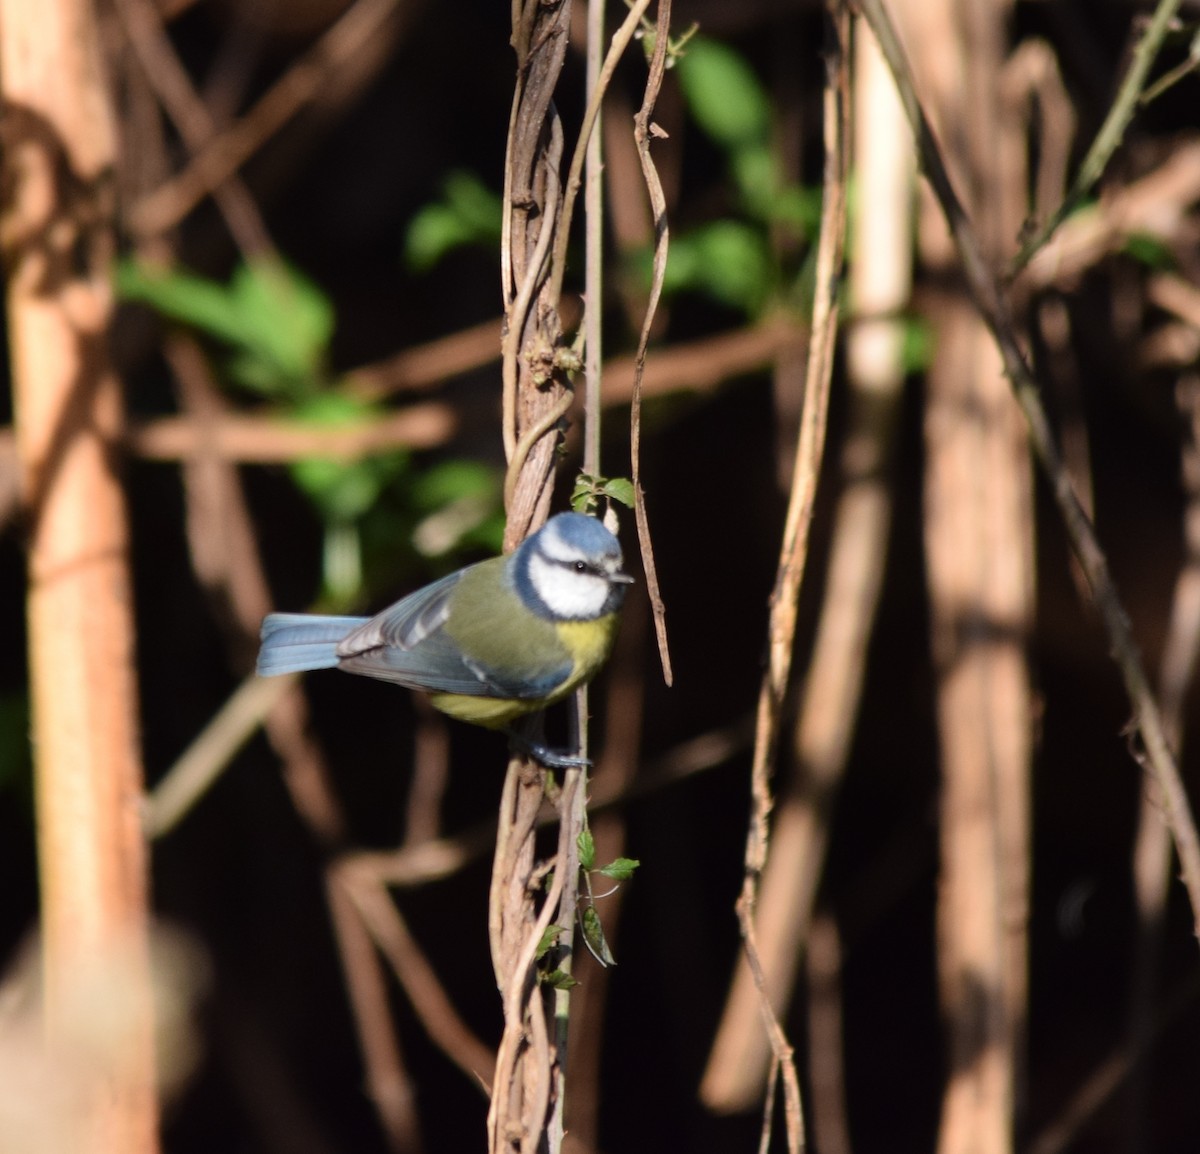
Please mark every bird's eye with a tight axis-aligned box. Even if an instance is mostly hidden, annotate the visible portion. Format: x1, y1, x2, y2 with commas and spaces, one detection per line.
573, 560, 588, 573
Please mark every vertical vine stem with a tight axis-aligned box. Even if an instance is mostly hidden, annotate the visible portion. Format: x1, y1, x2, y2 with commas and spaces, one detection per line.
735, 5, 851, 1151
630, 0, 674, 686
489, 2, 672, 1149
855, 0, 1200, 942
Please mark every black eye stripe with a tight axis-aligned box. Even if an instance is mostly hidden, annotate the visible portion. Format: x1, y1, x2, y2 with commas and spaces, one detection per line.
544, 553, 620, 577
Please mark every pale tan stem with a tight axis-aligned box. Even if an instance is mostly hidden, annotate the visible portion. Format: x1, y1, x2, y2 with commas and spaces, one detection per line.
1, 0, 158, 1148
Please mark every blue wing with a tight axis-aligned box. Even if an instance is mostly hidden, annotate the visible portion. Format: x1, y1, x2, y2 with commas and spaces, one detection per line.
334, 569, 527, 697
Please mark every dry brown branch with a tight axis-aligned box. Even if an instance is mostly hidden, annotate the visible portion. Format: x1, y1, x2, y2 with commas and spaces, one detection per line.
336, 862, 498, 1088
547, 0, 652, 308
702, 16, 914, 1110
723, 8, 850, 1151
324, 875, 422, 1152
1010, 0, 1185, 271
165, 335, 275, 650
1148, 272, 1200, 330
487, 768, 567, 1154
805, 913, 851, 1154
403, 696, 452, 848
1024, 140, 1200, 289
1000, 40, 1075, 235
345, 301, 584, 402
0, 316, 799, 538
561, 591, 646, 1152
111, 0, 273, 254
127, 403, 456, 460
900, 0, 1036, 1149
144, 673, 292, 839
486, 0, 675, 1145
127, 0, 406, 237
856, 0, 1200, 947
1126, 373, 1200, 1143
629, 0, 674, 687
0, 0, 158, 1147
488, 2, 580, 1143
344, 317, 507, 400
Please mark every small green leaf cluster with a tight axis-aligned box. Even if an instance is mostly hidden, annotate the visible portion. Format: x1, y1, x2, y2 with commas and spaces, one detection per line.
118, 256, 502, 605
404, 171, 504, 273
575, 824, 640, 969
117, 258, 334, 398
570, 473, 635, 517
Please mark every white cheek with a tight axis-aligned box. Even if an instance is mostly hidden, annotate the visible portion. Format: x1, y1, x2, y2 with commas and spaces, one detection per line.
529, 553, 609, 619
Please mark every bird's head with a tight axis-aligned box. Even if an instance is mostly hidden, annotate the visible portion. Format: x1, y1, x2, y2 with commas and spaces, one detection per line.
513, 513, 634, 621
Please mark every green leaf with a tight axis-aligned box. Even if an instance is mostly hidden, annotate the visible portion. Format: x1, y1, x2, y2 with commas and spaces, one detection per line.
541, 968, 580, 990
577, 827, 596, 872
572, 473, 636, 515
405, 171, 503, 272
117, 260, 250, 348
664, 221, 773, 315
116, 257, 333, 397
535, 924, 568, 961
442, 170, 505, 234
597, 857, 640, 881
1123, 232, 1175, 270
731, 145, 779, 220
229, 260, 334, 387
581, 905, 616, 968
601, 477, 635, 507
770, 184, 824, 236
675, 37, 771, 149
409, 459, 498, 512
901, 315, 935, 374
405, 205, 479, 273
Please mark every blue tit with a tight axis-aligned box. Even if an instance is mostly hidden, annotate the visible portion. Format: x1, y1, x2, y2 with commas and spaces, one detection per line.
256, 512, 633, 767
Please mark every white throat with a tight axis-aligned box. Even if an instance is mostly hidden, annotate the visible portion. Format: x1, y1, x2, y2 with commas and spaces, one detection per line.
528, 552, 611, 620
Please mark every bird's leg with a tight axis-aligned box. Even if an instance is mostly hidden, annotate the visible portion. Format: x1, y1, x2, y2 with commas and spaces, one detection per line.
505, 722, 592, 770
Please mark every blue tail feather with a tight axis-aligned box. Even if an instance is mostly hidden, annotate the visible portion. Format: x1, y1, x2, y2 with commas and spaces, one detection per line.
256, 613, 371, 677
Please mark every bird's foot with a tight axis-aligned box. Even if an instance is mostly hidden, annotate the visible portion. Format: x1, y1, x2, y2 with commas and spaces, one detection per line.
505, 729, 592, 770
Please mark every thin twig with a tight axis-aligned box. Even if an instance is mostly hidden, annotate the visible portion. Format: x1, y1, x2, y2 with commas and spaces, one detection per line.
630, 0, 674, 687
547, 0, 609, 1141
582, 0, 606, 481
337, 862, 498, 1087
702, 13, 913, 1108
546, 0, 653, 309
1127, 373, 1200, 1142
111, 0, 273, 255
856, 0, 1200, 942
734, 7, 851, 1151
1010, 0, 1184, 271
127, 403, 456, 461
143, 673, 291, 838
502, 116, 563, 468
127, 0, 404, 236
324, 872, 421, 1149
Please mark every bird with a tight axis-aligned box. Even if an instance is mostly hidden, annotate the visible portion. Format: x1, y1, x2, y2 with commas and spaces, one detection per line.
256, 512, 634, 767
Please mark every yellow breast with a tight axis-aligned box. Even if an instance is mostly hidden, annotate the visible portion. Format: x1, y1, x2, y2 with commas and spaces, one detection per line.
554, 614, 621, 692
426, 612, 620, 729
